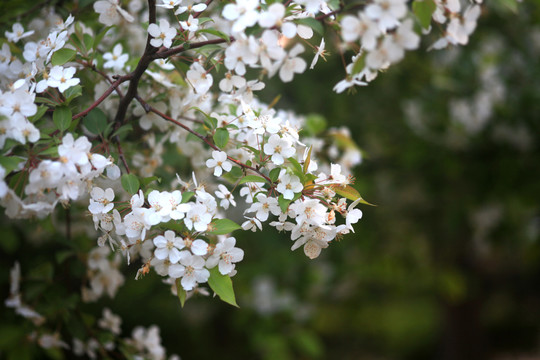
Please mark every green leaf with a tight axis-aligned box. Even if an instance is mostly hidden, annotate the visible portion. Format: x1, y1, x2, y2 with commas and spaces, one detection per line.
413, 0, 436, 29
93, 26, 114, 52
239, 175, 268, 184
269, 168, 281, 182
83, 108, 108, 135
0, 156, 25, 173
121, 174, 140, 195
28, 105, 48, 123
331, 185, 375, 206
51, 48, 76, 66
39, 146, 59, 156
196, 28, 230, 42
207, 267, 238, 307
35, 96, 59, 107
294, 17, 324, 36
208, 218, 241, 235
213, 128, 229, 149
141, 176, 161, 187
303, 145, 313, 174
112, 124, 133, 138
351, 52, 367, 75
176, 278, 187, 307
53, 106, 72, 132
278, 194, 292, 213
64, 85, 83, 104
331, 184, 360, 201
181, 191, 195, 203
305, 114, 327, 135
288, 157, 305, 182
190, 106, 216, 129
83, 33, 94, 51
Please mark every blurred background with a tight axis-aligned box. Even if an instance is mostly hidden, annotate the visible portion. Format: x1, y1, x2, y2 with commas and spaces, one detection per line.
2, 1, 540, 359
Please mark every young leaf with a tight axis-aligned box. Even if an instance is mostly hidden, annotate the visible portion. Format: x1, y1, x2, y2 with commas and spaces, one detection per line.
53, 106, 72, 132
330, 184, 376, 206
176, 278, 187, 308
239, 175, 268, 185
112, 124, 133, 138
269, 168, 281, 182
351, 52, 367, 75
305, 114, 327, 135
208, 218, 241, 235
0, 156, 25, 173
294, 17, 324, 36
196, 28, 230, 42
28, 106, 48, 123
190, 107, 217, 129
213, 128, 229, 149
303, 145, 313, 174
64, 85, 83, 104
141, 176, 161, 187
121, 174, 140, 195
413, 0, 436, 29
83, 33, 94, 51
51, 48, 77, 66
181, 191, 195, 203
278, 194, 291, 213
83, 108, 108, 135
207, 267, 238, 307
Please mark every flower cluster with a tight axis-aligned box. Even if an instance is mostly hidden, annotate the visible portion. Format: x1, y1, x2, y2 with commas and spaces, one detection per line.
0, 0, 487, 335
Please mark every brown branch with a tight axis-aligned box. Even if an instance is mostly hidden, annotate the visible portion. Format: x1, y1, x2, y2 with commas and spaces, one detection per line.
115, 140, 131, 174
152, 37, 233, 60
113, 0, 158, 126
135, 96, 273, 185
73, 77, 129, 119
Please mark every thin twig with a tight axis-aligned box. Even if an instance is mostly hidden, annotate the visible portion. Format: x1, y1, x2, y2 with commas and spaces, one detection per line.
113, 0, 158, 126
73, 77, 130, 119
152, 37, 233, 60
135, 96, 274, 185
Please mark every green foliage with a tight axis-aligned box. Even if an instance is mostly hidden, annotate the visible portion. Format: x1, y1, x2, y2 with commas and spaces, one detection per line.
208, 218, 241, 235
121, 174, 140, 194
213, 128, 229, 149
51, 48, 76, 66
207, 267, 238, 307
53, 106, 72, 132
83, 108, 108, 135
412, 0, 436, 29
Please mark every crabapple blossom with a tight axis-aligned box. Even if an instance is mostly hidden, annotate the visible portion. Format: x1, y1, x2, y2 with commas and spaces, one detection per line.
206, 150, 232, 177
215, 184, 236, 209
206, 237, 244, 275
88, 187, 115, 215
5, 23, 34, 43
168, 252, 210, 290
184, 203, 212, 232
186, 62, 213, 94
242, 216, 263, 232
179, 15, 199, 33
47, 66, 80, 93
153, 230, 185, 263
103, 44, 129, 71
279, 44, 307, 83
157, 0, 182, 9
276, 171, 303, 200
222, 0, 260, 33
263, 134, 296, 165
245, 193, 281, 222
175, 2, 207, 15
94, 0, 134, 26
148, 19, 177, 49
